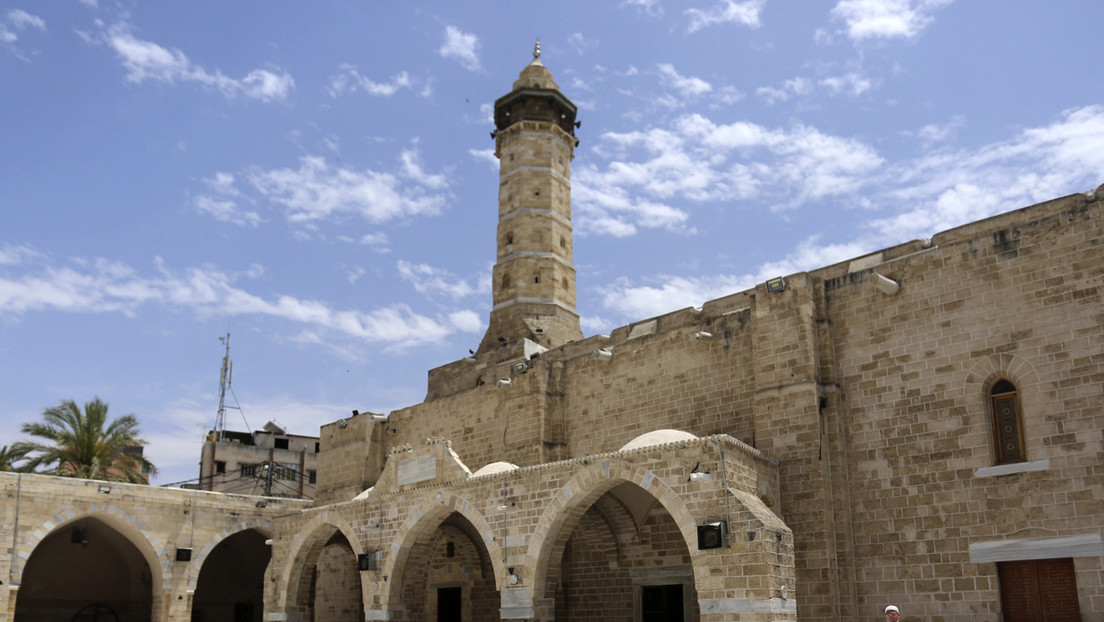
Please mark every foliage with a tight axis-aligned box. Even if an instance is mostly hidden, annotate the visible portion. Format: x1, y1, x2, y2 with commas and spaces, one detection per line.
13, 397, 157, 483
0, 444, 28, 471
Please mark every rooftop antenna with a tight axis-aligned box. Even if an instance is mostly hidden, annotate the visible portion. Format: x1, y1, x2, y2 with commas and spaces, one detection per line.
215, 333, 233, 442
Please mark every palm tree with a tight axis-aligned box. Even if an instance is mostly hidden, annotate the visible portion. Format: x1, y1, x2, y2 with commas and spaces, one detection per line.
14, 397, 157, 483
0, 444, 28, 471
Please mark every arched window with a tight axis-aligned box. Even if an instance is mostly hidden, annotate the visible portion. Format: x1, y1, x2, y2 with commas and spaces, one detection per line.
990, 379, 1025, 464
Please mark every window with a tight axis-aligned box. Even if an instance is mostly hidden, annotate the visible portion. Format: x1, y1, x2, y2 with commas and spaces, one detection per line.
241, 464, 257, 478
314, 442, 320, 453
274, 437, 289, 450
214, 460, 226, 474
308, 470, 317, 484
990, 379, 1025, 464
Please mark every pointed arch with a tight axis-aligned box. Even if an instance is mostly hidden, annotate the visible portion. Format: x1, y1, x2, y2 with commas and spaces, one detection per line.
524, 460, 699, 611
186, 518, 272, 592
14, 504, 166, 594
277, 510, 362, 612
379, 490, 505, 610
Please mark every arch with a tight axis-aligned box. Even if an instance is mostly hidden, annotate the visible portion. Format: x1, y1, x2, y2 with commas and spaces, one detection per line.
186, 518, 272, 592
278, 511, 362, 613
380, 490, 506, 610
191, 527, 271, 622
964, 353, 1041, 398
15, 513, 162, 622
965, 354, 1041, 464
524, 460, 699, 609
14, 505, 167, 595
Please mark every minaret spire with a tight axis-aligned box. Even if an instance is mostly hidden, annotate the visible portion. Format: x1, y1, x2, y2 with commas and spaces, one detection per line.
476, 48, 582, 357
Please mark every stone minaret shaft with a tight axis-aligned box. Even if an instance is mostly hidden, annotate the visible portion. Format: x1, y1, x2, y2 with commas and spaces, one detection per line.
477, 47, 583, 355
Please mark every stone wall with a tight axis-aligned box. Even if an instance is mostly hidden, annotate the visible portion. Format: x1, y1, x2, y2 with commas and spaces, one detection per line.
0, 471, 310, 622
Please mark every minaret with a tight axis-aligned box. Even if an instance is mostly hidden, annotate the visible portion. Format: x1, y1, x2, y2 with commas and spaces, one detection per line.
477, 42, 583, 356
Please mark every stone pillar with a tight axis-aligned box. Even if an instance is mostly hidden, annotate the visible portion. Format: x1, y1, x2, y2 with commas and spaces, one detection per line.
750, 273, 838, 619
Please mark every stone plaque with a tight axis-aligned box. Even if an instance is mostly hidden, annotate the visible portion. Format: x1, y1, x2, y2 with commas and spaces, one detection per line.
397, 454, 436, 486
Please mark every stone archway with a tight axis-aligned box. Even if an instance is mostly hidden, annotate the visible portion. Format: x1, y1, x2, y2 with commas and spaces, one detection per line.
279, 519, 363, 622
377, 491, 504, 621
14, 515, 157, 622
526, 461, 702, 622
191, 528, 270, 622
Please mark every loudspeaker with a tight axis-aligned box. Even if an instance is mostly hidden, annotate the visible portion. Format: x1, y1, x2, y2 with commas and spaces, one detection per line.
697, 521, 728, 550
175, 547, 192, 562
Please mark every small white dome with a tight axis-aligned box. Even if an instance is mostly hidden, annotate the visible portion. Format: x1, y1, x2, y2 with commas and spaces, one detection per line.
619, 429, 698, 451
472, 461, 520, 476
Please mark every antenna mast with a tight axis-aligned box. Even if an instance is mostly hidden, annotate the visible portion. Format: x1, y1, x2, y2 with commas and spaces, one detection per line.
215, 333, 233, 442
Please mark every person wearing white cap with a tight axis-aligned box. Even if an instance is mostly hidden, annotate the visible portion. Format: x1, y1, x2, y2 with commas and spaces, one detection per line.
884, 605, 901, 621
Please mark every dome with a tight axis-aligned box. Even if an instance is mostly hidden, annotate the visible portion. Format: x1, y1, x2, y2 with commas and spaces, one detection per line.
619, 429, 698, 451
471, 461, 520, 476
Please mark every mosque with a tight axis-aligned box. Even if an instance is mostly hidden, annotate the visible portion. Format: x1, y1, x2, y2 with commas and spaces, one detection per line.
2, 48, 1102, 622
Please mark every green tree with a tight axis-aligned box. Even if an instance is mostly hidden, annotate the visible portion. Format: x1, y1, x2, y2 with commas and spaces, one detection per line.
0, 444, 28, 471
14, 397, 157, 483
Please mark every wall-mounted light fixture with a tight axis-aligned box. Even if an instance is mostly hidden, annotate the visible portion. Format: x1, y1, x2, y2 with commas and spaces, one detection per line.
593, 348, 613, 361
765, 277, 787, 293
371, 414, 389, 422
496, 378, 511, 388
98, 484, 111, 494
693, 331, 713, 340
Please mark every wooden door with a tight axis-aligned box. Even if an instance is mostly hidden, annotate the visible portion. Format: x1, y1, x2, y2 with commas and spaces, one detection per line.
998, 558, 1081, 622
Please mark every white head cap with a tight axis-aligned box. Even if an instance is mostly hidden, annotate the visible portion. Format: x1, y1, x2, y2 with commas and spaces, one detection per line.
885, 605, 900, 614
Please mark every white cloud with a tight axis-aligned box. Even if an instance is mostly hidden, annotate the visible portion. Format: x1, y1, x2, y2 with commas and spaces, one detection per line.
0, 244, 39, 265
356, 232, 391, 253
912, 115, 966, 146
439, 25, 481, 72
657, 63, 713, 98
245, 153, 447, 225
831, 0, 954, 42
101, 21, 293, 101
1, 9, 46, 58
568, 32, 598, 55
0, 256, 481, 352
8, 9, 45, 31
686, 0, 765, 33
620, 0, 664, 17
756, 77, 814, 104
576, 113, 883, 234
193, 172, 263, 227
593, 105, 1104, 322
328, 66, 415, 97
396, 260, 488, 300
469, 148, 498, 171
820, 72, 873, 96
399, 148, 448, 190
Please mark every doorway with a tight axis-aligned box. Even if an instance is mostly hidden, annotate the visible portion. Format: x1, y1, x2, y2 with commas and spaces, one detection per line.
437, 586, 462, 622
641, 584, 684, 622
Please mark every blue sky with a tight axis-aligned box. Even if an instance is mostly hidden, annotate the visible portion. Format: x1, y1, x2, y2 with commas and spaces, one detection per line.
3, 0, 1103, 486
